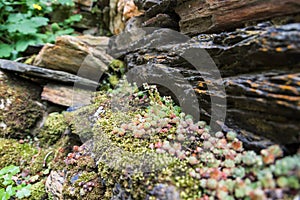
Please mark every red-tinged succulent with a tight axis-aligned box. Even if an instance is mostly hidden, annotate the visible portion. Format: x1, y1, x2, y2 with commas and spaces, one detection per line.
230, 139, 243, 152
209, 168, 223, 180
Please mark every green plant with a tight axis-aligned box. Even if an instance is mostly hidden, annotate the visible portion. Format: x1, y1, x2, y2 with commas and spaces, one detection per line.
0, 165, 31, 200
0, 0, 81, 59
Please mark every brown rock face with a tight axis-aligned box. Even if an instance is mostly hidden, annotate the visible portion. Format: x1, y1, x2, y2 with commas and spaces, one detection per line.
41, 84, 92, 107
175, 0, 300, 35
34, 35, 112, 77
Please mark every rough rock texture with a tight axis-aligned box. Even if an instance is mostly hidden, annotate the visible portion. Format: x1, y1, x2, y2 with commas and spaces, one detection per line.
0, 59, 99, 88
109, 0, 143, 34
41, 84, 93, 107
175, 0, 300, 35
118, 23, 300, 77
132, 0, 179, 30
45, 170, 66, 200
109, 23, 300, 151
34, 35, 113, 77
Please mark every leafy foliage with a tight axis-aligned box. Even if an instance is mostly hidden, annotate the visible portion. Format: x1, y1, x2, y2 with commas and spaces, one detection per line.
0, 0, 82, 59
0, 165, 31, 200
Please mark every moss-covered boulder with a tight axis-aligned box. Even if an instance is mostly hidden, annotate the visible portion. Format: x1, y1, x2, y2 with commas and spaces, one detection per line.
0, 70, 44, 139
45, 82, 300, 200
37, 112, 69, 147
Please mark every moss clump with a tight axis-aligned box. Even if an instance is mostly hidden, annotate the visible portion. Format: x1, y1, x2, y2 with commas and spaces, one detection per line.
100, 59, 126, 90
61, 146, 104, 200
0, 72, 43, 138
0, 138, 38, 168
37, 112, 69, 147
56, 81, 300, 200
0, 138, 52, 175
28, 179, 47, 200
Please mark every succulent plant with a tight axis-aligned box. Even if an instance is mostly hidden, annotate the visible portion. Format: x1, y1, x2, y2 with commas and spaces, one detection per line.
226, 131, 236, 141
66, 80, 300, 200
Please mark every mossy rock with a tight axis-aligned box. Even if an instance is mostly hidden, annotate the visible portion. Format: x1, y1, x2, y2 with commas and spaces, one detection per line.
48, 83, 300, 200
0, 138, 50, 175
37, 112, 69, 147
27, 179, 48, 200
0, 71, 44, 138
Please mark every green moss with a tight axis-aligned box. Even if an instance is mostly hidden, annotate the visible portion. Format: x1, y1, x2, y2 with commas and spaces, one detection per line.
62, 156, 104, 199
0, 138, 38, 168
37, 112, 69, 147
28, 179, 47, 200
100, 59, 126, 90
109, 59, 125, 74
0, 138, 52, 175
0, 73, 43, 138
53, 83, 300, 200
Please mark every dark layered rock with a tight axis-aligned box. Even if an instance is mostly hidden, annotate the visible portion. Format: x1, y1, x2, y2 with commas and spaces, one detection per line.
118, 23, 300, 77
175, 0, 300, 35
109, 23, 300, 151
131, 0, 179, 30
0, 59, 99, 88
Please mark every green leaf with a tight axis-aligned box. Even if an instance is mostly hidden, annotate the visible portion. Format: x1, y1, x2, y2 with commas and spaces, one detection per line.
55, 28, 74, 36
30, 17, 49, 27
2, 174, 14, 186
5, 185, 15, 197
25, 0, 35, 8
64, 14, 82, 24
16, 185, 31, 199
42, 168, 50, 175
56, 0, 74, 6
0, 43, 13, 58
7, 13, 29, 23
6, 21, 37, 34
4, 6, 13, 12
15, 39, 37, 52
0, 188, 10, 200
15, 40, 29, 52
0, 165, 20, 176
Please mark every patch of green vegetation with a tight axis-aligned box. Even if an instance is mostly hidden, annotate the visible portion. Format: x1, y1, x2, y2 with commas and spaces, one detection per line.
27, 179, 47, 200
0, 138, 51, 175
53, 80, 300, 199
0, 165, 31, 200
0, 74, 43, 139
100, 59, 126, 90
0, 138, 38, 168
0, 0, 82, 59
37, 112, 69, 147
